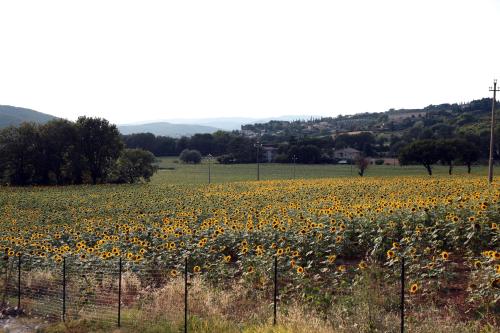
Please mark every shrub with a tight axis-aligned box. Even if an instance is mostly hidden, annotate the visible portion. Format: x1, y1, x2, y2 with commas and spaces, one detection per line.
179, 149, 202, 164
112, 148, 158, 183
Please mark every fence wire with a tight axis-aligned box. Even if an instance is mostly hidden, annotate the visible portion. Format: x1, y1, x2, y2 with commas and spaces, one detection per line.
0, 254, 405, 330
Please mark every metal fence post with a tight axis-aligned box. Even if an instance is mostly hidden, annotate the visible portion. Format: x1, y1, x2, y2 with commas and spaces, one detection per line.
184, 256, 188, 333
118, 257, 122, 327
17, 255, 21, 310
62, 257, 66, 321
273, 256, 278, 326
400, 256, 405, 333
1, 257, 9, 307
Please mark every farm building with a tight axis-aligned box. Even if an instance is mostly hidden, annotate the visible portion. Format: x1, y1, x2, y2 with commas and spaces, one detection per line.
333, 147, 361, 160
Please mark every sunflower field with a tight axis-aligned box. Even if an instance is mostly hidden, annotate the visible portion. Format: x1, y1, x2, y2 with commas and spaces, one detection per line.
0, 176, 498, 330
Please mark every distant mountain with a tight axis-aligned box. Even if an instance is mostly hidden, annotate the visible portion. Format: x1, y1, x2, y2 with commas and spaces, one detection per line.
147, 115, 320, 131
0, 105, 57, 128
118, 122, 220, 137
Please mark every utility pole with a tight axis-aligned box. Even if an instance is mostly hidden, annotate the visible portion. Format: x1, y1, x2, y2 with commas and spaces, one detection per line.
207, 154, 213, 184
254, 141, 262, 181
489, 79, 499, 184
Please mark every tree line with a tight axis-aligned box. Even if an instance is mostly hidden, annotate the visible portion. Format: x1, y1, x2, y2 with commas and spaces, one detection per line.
0, 118, 157, 186
123, 127, 498, 168
123, 131, 260, 163
399, 138, 481, 175
123, 131, 362, 164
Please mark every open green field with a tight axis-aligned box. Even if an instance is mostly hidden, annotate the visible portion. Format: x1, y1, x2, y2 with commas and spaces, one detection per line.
153, 157, 490, 185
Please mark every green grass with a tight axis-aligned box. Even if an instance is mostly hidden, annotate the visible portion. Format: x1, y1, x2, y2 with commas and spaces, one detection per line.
153, 157, 489, 185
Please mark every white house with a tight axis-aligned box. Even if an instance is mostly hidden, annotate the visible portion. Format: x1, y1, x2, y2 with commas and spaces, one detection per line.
333, 147, 361, 160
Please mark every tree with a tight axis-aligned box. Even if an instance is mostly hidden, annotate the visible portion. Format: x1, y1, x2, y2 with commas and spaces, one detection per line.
122, 133, 177, 156
179, 149, 202, 164
0, 123, 40, 185
76, 117, 123, 184
356, 156, 370, 177
437, 139, 458, 175
288, 145, 321, 164
454, 139, 480, 174
122, 132, 157, 153
189, 133, 214, 155
227, 136, 255, 163
112, 149, 158, 183
334, 132, 375, 154
39, 119, 78, 184
431, 123, 455, 139
399, 140, 440, 175
154, 136, 177, 156
212, 131, 232, 156
176, 136, 190, 155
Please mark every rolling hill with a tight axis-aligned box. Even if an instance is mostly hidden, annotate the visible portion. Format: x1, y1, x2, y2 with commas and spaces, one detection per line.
0, 105, 57, 128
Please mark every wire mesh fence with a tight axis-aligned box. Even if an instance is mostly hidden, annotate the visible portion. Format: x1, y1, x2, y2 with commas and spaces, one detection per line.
0, 254, 410, 332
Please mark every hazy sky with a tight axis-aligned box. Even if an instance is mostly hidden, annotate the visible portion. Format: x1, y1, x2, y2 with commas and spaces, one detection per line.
1, 0, 499, 124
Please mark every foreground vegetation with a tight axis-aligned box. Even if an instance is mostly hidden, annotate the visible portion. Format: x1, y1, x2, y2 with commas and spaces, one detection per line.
0, 171, 498, 332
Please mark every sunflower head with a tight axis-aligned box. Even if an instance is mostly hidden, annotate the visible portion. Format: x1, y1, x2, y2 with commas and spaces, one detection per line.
327, 255, 337, 263
358, 261, 368, 270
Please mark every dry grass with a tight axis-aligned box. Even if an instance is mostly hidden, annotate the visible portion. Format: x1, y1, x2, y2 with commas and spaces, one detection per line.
145, 276, 269, 325
24, 269, 58, 292
29, 271, 500, 332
